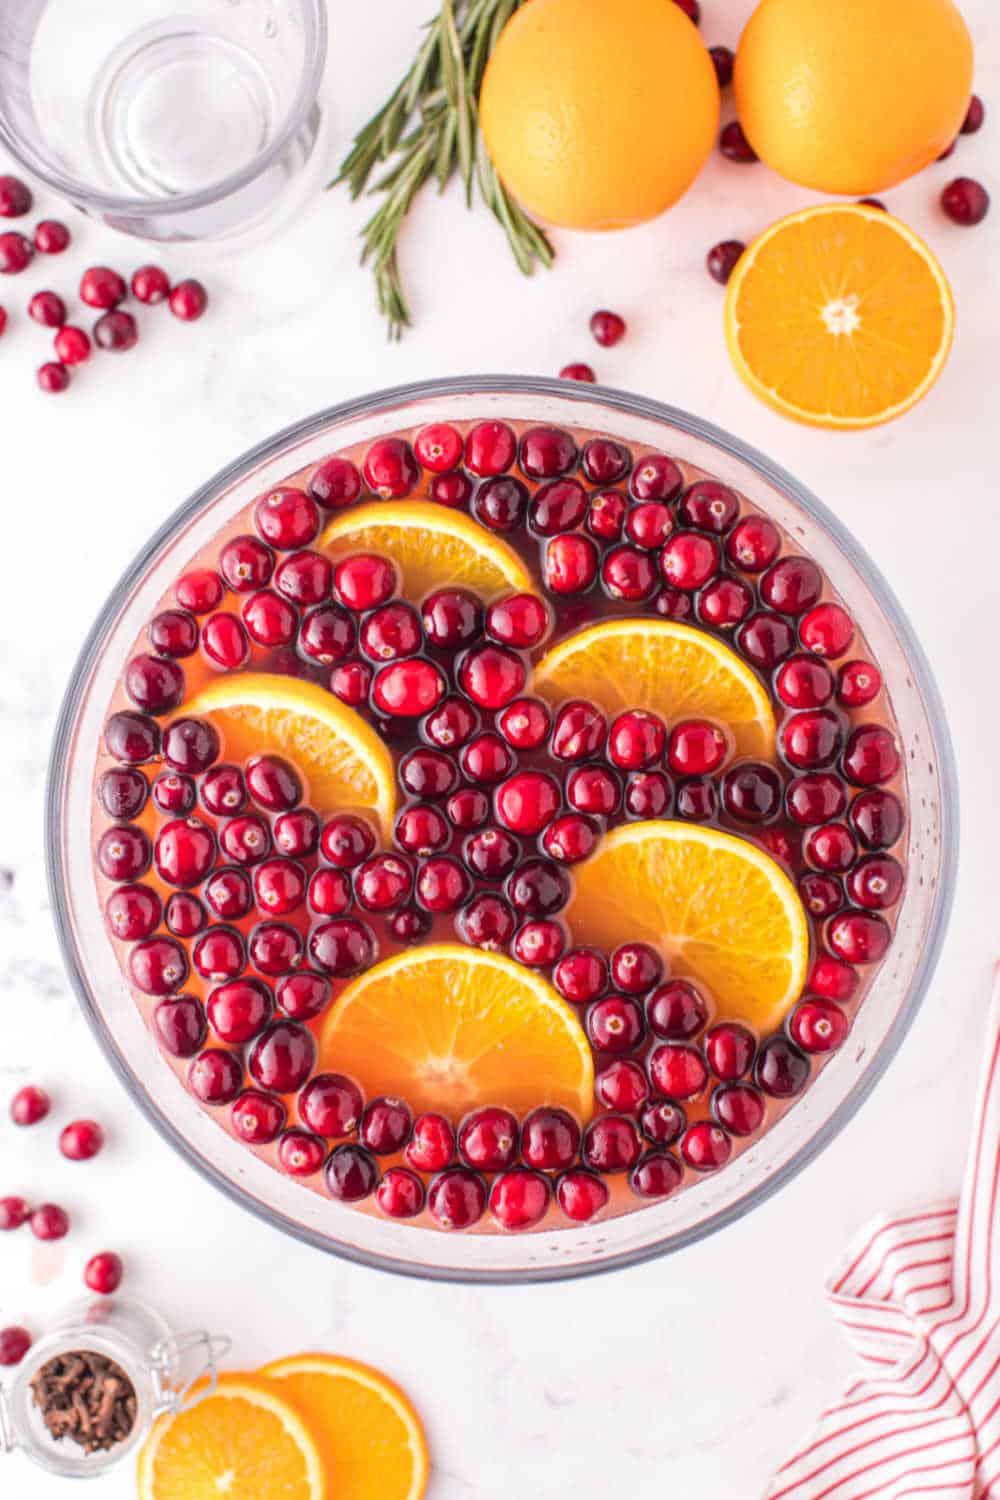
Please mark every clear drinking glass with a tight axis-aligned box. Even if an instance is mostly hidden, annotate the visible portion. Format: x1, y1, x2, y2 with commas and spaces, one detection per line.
0, 0, 327, 242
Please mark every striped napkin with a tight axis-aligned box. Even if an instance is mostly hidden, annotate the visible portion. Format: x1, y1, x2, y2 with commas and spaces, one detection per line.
768, 971, 1000, 1500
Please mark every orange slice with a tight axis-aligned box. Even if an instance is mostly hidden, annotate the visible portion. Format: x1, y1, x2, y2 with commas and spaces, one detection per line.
724, 203, 954, 429
565, 821, 809, 1031
319, 944, 594, 1120
137, 1374, 324, 1500
319, 500, 532, 600
533, 618, 775, 759
183, 674, 396, 838
262, 1354, 429, 1500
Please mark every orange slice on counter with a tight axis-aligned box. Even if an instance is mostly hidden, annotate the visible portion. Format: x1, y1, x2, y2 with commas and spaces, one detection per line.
319, 500, 532, 600
533, 618, 775, 759
565, 821, 809, 1031
262, 1354, 429, 1500
319, 944, 594, 1121
183, 674, 396, 838
137, 1374, 324, 1500
724, 203, 954, 429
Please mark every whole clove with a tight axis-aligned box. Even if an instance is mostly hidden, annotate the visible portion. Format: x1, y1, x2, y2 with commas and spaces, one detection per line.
30, 1350, 137, 1454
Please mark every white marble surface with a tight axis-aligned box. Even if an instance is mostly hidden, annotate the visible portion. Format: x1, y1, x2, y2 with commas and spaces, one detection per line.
2, 2, 998, 1494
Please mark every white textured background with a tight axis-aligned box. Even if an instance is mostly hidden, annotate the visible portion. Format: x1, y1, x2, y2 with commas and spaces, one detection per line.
1, 1, 998, 1494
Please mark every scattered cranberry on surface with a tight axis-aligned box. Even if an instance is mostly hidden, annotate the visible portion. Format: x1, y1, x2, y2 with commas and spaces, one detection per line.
169, 278, 209, 320
589, 309, 625, 347
132, 265, 171, 304
672, 0, 699, 21
709, 45, 734, 87
84, 1251, 123, 1295
30, 1203, 70, 1241
961, 94, 985, 134
11, 1085, 50, 1126
719, 121, 757, 162
34, 220, 71, 254
0, 1327, 31, 1366
0, 175, 31, 217
80, 265, 126, 308
941, 177, 990, 226
0, 231, 34, 273
560, 362, 596, 383
29, 289, 66, 327
94, 309, 138, 351
37, 360, 70, 393
60, 1119, 105, 1161
706, 240, 744, 284
0, 1196, 31, 1232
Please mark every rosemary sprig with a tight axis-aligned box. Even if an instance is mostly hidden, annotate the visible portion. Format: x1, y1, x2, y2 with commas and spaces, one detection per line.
331, 0, 554, 339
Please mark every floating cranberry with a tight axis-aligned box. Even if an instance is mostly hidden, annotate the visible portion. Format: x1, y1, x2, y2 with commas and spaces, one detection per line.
362, 437, 418, 499
398, 749, 457, 801
35, 220, 70, 254
97, 825, 151, 881
847, 855, 903, 911
583, 439, 630, 486
490, 1168, 551, 1229
713, 1083, 764, 1136
422, 588, 482, 650
492, 771, 558, 837
466, 420, 517, 476
425, 696, 479, 751
837, 660, 882, 710
31, 1203, 70, 1241
843, 725, 900, 787
683, 1120, 733, 1171
585, 492, 625, 545
359, 602, 419, 663
330, 660, 373, 706
165, 893, 205, 938
790, 1000, 849, 1054
99, 768, 148, 821
544, 533, 599, 594
123, 653, 185, 716
520, 425, 577, 479
804, 821, 856, 874
241, 590, 295, 647
177, 569, 223, 614
152, 818, 214, 888
0, 1197, 30, 1231
377, 1168, 425, 1219
296, 1072, 361, 1138
0, 231, 33, 273
473, 475, 528, 532
169, 278, 208, 320
554, 948, 607, 1004
809, 954, 858, 1002
10, 1085, 50, 1127
602, 545, 658, 601
582, 1115, 641, 1173
828, 909, 891, 964
325, 1143, 379, 1202
37, 361, 70, 393
649, 1043, 708, 1100
275, 551, 332, 605
666, 719, 728, 776
354, 853, 413, 913
680, 776, 720, 823
505, 857, 570, 917
253, 487, 319, 551
309, 456, 362, 510
706, 240, 745, 284
231, 1090, 286, 1144
359, 1096, 412, 1155
278, 1129, 326, 1176
727, 518, 779, 574
456, 892, 516, 950
248, 1021, 316, 1094
781, 709, 843, 770
541, 813, 598, 864
0, 1327, 32, 1365
461, 736, 515, 791
416, 855, 472, 912
406, 1113, 455, 1172
590, 309, 626, 346
29, 289, 66, 327
719, 121, 757, 162
459, 644, 526, 710
556, 1169, 609, 1221
105, 884, 161, 941
941, 177, 990, 226
849, 789, 904, 850
458, 1106, 517, 1171
605, 944, 659, 997
587, 994, 645, 1054
631, 1150, 683, 1199
596, 1058, 649, 1112
705, 1023, 755, 1081
373, 659, 445, 716
308, 916, 377, 975
498, 698, 551, 752
54, 326, 91, 365
799, 603, 853, 659
153, 996, 207, 1057
428, 1168, 487, 1229
414, 422, 463, 472
395, 806, 449, 858
755, 1035, 809, 1097
799, 872, 843, 919
275, 972, 331, 1022
661, 531, 720, 591
193, 926, 246, 982
202, 612, 250, 670
150, 609, 199, 659
721, 762, 782, 822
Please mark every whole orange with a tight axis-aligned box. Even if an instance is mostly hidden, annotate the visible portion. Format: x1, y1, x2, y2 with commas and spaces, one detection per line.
479, 0, 719, 230
734, 0, 974, 194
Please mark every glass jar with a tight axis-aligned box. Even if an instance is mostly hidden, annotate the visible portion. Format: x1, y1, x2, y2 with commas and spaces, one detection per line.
0, 1297, 229, 1478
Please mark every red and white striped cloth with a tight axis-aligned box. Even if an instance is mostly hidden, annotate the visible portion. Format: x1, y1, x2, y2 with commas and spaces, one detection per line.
769, 971, 1000, 1500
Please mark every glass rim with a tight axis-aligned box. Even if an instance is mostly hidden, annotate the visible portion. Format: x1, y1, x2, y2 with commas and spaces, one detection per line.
44, 375, 960, 1283
0, 0, 328, 217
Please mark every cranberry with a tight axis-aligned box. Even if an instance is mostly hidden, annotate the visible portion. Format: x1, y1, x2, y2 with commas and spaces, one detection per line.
676, 483, 737, 537
252, 857, 306, 916
517, 1106, 579, 1170
128, 264, 169, 304
583, 438, 630, 485
406, 1113, 455, 1171
242, 590, 296, 647
554, 948, 607, 1004
307, 865, 352, 918
252, 487, 318, 551
799, 871, 843, 919
165, 893, 205, 938
219, 537, 273, 596
373, 659, 445, 716
0, 1197, 30, 1231
169, 278, 208, 320
602, 545, 659, 601
428, 1168, 487, 1229
275, 551, 333, 606
784, 772, 845, 827
492, 771, 559, 836
705, 1023, 755, 1082
231, 1090, 286, 1144
755, 1035, 810, 1097
97, 825, 151, 881
828, 909, 891, 964
587, 994, 645, 1054
596, 1058, 649, 1112
649, 1043, 709, 1100
94, 309, 138, 351
153, 818, 215, 888
395, 805, 449, 856
29, 289, 66, 327
960, 94, 984, 133
605, 944, 659, 996
274, 972, 330, 1023
809, 954, 859, 1002
731, 606, 797, 668
941, 177, 990, 226
376, 1168, 425, 1219
464, 828, 521, 882
589, 309, 626, 347
674, 777, 714, 820
413, 422, 463, 472
586, 492, 626, 543
466, 420, 517, 476
760, 558, 821, 616
837, 660, 882, 709
722, 762, 782, 822
152, 771, 196, 816
149, 609, 198, 659
544, 533, 598, 594
781, 709, 844, 770
803, 822, 855, 875
490, 1168, 551, 1229
325, 1143, 379, 1202
473, 475, 528, 532
461, 732, 514, 784
0, 231, 33, 273
706, 240, 745, 284
248, 921, 302, 976
847, 855, 903, 911
202, 612, 250, 670
799, 603, 853, 659
278, 1129, 326, 1176
354, 853, 412, 913
308, 916, 377, 975
331, 660, 373, 705
177, 569, 223, 613
321, 815, 377, 869
193, 926, 246, 982
498, 698, 551, 751
37, 360, 70, 393
640, 1098, 687, 1145
542, 813, 598, 864
416, 855, 472, 912
10, 1085, 50, 1126
713, 1083, 764, 1136
34, 219, 70, 253
296, 1072, 361, 1137
51, 325, 90, 366
361, 437, 417, 499
486, 598, 548, 655
505, 857, 570, 916
520, 425, 577, 480
644, 981, 706, 1042
790, 999, 849, 1054
726, 517, 778, 572
843, 725, 900, 787
530, 478, 587, 537
0, 1327, 32, 1365
624, 767, 671, 817
243, 758, 300, 816
457, 1106, 517, 1170
309, 456, 362, 510
661, 531, 719, 590
623, 504, 671, 553
422, 588, 482, 650
582, 1115, 641, 1173
849, 789, 904, 850
153, 996, 206, 1057
359, 602, 419, 663
556, 1169, 609, 1221
358, 1096, 411, 1155
105, 883, 161, 941
0, 175, 31, 216
566, 766, 620, 819
98, 768, 148, 821
682, 1121, 733, 1172
630, 1150, 683, 1199
549, 704, 605, 766
431, 471, 471, 508
425, 695, 479, 750
459, 644, 526, 710
456, 893, 516, 950
123, 653, 185, 716
719, 120, 757, 162
248, 1021, 316, 1094
30, 1203, 70, 1241
709, 44, 735, 86
198, 769, 245, 821
667, 719, 728, 776
398, 752, 456, 804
